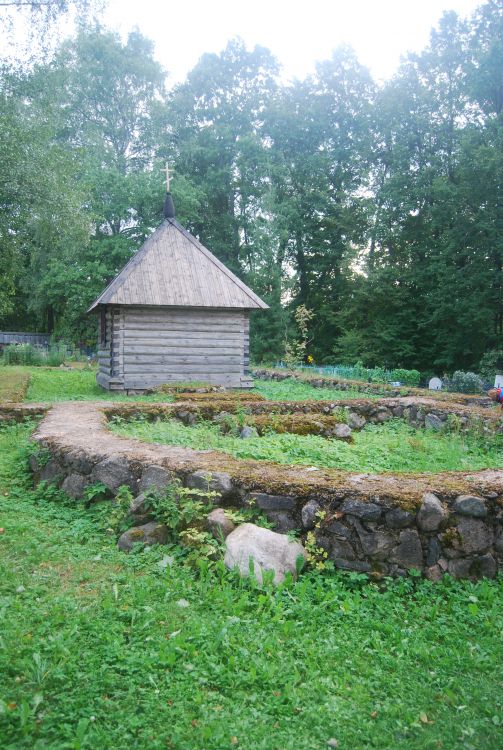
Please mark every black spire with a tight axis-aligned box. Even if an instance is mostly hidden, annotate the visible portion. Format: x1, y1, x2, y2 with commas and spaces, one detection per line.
164, 192, 175, 219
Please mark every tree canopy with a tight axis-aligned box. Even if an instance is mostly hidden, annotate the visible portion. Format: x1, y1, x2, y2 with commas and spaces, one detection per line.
1, 1, 502, 374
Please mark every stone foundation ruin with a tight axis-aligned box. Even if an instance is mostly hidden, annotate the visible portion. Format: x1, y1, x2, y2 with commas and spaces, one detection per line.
4, 382, 500, 583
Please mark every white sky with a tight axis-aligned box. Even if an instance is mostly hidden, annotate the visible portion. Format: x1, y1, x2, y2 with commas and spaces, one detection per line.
103, 0, 483, 84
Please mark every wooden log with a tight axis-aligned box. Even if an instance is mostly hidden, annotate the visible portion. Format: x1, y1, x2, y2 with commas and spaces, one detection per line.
122, 346, 241, 357
123, 364, 242, 374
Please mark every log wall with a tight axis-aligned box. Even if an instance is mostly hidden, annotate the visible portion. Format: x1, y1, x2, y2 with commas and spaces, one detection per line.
96, 306, 252, 390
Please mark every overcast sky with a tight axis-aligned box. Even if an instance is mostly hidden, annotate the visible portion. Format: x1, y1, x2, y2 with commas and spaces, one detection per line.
103, 0, 483, 83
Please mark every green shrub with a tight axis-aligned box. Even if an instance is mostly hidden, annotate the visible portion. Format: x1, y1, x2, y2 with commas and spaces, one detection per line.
1, 342, 72, 367
294, 361, 421, 387
391, 368, 421, 387
45, 343, 71, 367
1, 344, 44, 365
479, 349, 503, 383
448, 370, 484, 394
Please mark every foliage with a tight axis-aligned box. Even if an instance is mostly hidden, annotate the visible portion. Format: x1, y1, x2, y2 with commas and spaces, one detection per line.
391, 369, 421, 387
479, 349, 503, 383
304, 511, 332, 572
1, 2, 503, 370
1, 343, 73, 367
107, 485, 134, 534
292, 362, 421, 386
284, 305, 314, 370
448, 371, 485, 394
146, 480, 214, 534
0, 422, 502, 749
111, 416, 503, 474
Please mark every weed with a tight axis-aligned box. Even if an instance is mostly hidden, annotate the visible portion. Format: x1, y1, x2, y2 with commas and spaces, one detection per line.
111, 416, 503, 473
304, 511, 332, 571
107, 485, 134, 534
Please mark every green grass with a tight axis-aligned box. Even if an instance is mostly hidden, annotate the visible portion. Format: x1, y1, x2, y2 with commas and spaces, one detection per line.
253, 378, 380, 401
20, 367, 174, 403
0, 366, 30, 402
0, 422, 502, 749
0, 364, 380, 404
110, 416, 503, 473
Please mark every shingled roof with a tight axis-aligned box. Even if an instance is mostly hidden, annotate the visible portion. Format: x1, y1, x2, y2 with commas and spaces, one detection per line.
88, 218, 268, 312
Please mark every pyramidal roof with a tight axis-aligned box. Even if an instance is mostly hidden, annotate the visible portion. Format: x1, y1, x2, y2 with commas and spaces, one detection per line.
88, 218, 268, 312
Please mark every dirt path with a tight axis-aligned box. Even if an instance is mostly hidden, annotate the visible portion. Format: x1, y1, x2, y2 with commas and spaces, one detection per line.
26, 400, 503, 507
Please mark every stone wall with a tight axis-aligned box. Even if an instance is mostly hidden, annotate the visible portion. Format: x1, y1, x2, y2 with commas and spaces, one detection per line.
104, 395, 503, 436
28, 407, 503, 582
252, 368, 493, 407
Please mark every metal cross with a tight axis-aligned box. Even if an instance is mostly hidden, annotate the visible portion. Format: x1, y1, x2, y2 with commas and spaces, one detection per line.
161, 162, 173, 192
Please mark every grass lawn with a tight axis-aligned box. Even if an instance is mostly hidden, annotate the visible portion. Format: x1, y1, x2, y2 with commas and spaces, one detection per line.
0, 422, 502, 749
20, 367, 175, 402
0, 366, 31, 402
253, 378, 380, 401
110, 416, 503, 473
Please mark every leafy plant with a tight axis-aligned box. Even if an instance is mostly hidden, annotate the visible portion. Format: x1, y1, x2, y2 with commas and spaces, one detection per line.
284, 305, 314, 370
83, 481, 108, 503
107, 485, 134, 534
448, 371, 484, 394
479, 349, 503, 383
146, 479, 216, 535
304, 511, 332, 571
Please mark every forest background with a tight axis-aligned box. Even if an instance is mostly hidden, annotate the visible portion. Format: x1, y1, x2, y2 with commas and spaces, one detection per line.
0, 0, 502, 375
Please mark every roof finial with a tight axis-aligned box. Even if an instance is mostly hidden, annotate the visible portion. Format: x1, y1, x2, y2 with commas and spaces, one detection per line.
161, 161, 175, 218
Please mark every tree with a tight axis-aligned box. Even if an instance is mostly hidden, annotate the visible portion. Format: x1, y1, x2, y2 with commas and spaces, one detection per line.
0, 27, 168, 339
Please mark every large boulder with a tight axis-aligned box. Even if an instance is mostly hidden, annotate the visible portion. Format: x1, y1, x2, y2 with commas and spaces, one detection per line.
425, 413, 443, 431
301, 499, 321, 529
186, 470, 233, 499
417, 493, 446, 531
456, 518, 493, 554
333, 424, 352, 441
117, 522, 168, 553
340, 499, 382, 522
240, 426, 259, 439
250, 493, 296, 511
385, 507, 415, 529
129, 493, 154, 525
392, 529, 423, 569
61, 473, 89, 500
91, 455, 136, 495
453, 495, 487, 519
224, 523, 307, 584
138, 465, 173, 494
206, 508, 236, 540
346, 412, 366, 430
39, 459, 63, 485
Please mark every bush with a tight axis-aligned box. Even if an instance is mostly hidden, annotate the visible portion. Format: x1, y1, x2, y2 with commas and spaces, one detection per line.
479, 349, 503, 384
1, 344, 44, 365
390, 368, 421, 387
45, 343, 70, 367
448, 370, 484, 394
294, 361, 421, 387
1, 342, 72, 367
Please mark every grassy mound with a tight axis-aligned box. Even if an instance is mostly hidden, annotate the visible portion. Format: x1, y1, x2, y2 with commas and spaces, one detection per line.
248, 413, 347, 436
173, 391, 266, 403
